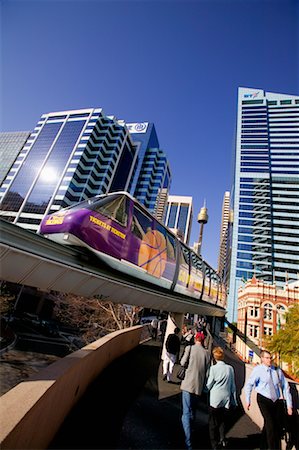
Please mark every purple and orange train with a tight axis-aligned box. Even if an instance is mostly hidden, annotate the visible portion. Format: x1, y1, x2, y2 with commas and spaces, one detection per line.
39, 192, 226, 306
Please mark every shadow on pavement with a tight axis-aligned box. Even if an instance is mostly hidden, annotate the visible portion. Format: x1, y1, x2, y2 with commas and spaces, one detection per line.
49, 341, 262, 450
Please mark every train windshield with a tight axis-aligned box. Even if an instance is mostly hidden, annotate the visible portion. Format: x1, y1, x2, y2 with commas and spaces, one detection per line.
56, 195, 106, 213
92, 194, 128, 227
55, 194, 129, 227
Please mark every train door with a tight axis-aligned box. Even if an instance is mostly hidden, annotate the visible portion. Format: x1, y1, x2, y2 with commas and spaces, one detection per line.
92, 194, 129, 258
153, 221, 177, 282
176, 244, 191, 289
203, 264, 212, 299
127, 204, 158, 274
210, 272, 220, 304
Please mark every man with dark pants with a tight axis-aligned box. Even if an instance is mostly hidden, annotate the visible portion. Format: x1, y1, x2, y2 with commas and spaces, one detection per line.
245, 350, 292, 450
180, 333, 210, 450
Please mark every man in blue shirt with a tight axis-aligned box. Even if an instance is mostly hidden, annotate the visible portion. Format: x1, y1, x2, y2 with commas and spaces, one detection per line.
245, 350, 292, 449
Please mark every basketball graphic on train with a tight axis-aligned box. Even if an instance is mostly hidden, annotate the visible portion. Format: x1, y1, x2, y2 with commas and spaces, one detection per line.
138, 229, 167, 277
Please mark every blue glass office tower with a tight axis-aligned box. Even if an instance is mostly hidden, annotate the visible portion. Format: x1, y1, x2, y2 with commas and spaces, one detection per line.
124, 122, 172, 217
0, 108, 137, 230
227, 88, 299, 322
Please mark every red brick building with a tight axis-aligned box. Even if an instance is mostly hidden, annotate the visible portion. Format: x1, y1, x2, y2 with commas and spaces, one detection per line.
237, 277, 299, 351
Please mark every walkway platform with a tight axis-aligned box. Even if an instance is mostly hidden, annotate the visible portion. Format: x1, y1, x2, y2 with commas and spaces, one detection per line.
49, 340, 261, 450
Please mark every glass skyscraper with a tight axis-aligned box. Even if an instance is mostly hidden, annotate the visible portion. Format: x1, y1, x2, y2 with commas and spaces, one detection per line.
0, 108, 137, 230
0, 131, 30, 184
124, 122, 171, 217
227, 87, 299, 322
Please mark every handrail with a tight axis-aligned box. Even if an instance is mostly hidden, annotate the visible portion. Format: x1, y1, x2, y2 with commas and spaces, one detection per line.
225, 319, 261, 357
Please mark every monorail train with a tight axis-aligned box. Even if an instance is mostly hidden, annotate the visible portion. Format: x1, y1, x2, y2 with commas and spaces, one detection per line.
39, 192, 226, 307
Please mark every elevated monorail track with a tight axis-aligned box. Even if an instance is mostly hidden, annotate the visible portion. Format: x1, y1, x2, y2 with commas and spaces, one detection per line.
0, 219, 226, 317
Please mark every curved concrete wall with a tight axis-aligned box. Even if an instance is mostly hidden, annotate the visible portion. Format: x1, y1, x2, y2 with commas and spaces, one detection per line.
0, 325, 143, 450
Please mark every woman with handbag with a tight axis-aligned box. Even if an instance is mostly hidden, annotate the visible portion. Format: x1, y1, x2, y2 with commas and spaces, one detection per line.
206, 346, 237, 449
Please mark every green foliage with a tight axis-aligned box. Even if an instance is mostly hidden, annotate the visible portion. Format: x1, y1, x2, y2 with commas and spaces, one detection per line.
0, 282, 16, 315
268, 304, 299, 377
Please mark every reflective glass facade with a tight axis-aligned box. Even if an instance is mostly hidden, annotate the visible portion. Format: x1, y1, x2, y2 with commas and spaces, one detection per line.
134, 147, 171, 216
124, 123, 171, 217
0, 109, 137, 230
0, 132, 31, 185
227, 88, 299, 321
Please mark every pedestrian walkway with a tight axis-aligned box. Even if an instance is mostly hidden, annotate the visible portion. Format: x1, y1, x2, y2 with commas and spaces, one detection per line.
49, 339, 261, 450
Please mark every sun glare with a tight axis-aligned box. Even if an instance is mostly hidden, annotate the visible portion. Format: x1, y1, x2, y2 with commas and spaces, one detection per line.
39, 167, 59, 183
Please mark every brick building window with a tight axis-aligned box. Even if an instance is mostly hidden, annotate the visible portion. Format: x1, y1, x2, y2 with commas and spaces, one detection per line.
263, 303, 273, 320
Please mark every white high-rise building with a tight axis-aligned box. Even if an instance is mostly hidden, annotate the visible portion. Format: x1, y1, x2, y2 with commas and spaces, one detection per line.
164, 195, 193, 245
218, 191, 231, 285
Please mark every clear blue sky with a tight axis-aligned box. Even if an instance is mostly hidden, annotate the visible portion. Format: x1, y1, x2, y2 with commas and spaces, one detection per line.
1, 0, 298, 268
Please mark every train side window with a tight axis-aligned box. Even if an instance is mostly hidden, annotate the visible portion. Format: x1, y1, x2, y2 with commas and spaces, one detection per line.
155, 223, 176, 261
94, 195, 128, 227
165, 232, 176, 261
131, 206, 153, 240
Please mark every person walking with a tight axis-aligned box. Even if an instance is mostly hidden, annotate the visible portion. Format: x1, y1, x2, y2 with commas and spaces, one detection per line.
180, 332, 210, 450
163, 327, 181, 382
245, 349, 293, 450
158, 318, 167, 342
150, 317, 158, 340
206, 347, 237, 449
182, 327, 195, 346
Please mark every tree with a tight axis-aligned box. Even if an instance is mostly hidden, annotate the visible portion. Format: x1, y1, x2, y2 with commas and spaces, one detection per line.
0, 282, 17, 316
52, 292, 143, 343
267, 304, 299, 378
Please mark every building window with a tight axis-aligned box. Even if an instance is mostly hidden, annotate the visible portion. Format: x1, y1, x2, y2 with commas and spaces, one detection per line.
263, 303, 273, 320
248, 324, 259, 338
276, 304, 286, 328
167, 204, 178, 228
264, 326, 273, 336
249, 306, 259, 318
242, 100, 264, 105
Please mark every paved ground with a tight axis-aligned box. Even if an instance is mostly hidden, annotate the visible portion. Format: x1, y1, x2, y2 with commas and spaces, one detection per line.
49, 339, 261, 450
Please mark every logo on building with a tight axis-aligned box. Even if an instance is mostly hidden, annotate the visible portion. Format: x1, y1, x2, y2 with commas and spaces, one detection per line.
126, 122, 148, 133
244, 92, 260, 99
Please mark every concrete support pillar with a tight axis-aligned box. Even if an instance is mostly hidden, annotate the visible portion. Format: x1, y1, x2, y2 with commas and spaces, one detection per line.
170, 312, 184, 331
